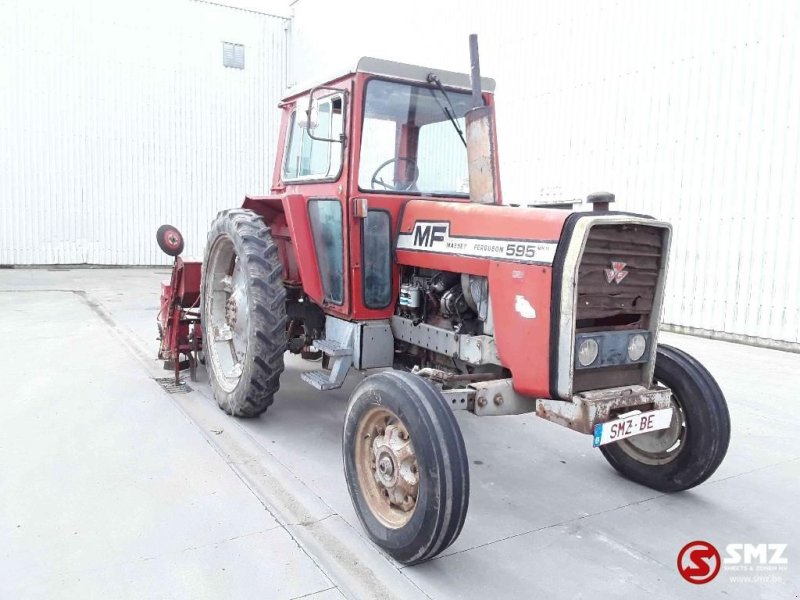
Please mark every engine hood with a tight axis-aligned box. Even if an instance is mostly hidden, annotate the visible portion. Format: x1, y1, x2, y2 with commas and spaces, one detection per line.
396, 200, 572, 270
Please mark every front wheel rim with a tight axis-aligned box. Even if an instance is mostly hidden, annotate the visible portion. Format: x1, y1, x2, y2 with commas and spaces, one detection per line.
354, 406, 420, 529
205, 235, 250, 392
616, 391, 687, 466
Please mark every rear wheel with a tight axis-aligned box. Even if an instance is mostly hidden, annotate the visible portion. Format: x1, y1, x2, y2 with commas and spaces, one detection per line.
600, 344, 730, 491
201, 209, 286, 417
343, 371, 470, 565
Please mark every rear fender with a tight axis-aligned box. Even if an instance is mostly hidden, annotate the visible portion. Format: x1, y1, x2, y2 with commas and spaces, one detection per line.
242, 194, 322, 304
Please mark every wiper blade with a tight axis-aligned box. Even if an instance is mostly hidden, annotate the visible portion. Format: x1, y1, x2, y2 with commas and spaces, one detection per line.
426, 73, 467, 147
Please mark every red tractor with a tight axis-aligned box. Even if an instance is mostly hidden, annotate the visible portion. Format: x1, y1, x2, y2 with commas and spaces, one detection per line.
157, 36, 730, 565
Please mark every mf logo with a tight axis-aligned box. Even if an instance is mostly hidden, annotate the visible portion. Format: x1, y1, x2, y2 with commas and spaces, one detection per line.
412, 223, 447, 247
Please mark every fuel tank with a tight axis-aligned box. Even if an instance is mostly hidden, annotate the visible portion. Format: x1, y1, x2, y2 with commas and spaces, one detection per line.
396, 200, 572, 398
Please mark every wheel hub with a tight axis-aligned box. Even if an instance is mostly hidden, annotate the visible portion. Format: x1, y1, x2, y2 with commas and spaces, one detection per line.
354, 407, 420, 528
205, 237, 251, 391
371, 423, 418, 512
224, 296, 238, 327
378, 455, 394, 478
617, 396, 686, 465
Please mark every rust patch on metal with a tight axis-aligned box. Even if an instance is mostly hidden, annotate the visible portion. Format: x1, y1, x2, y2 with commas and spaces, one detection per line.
535, 385, 672, 434
465, 106, 497, 205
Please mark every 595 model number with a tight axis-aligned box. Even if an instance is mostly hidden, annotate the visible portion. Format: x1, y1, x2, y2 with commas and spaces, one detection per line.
505, 243, 539, 258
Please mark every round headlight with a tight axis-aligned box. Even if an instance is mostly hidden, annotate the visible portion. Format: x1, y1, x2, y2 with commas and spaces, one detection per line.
627, 334, 647, 361
577, 338, 599, 367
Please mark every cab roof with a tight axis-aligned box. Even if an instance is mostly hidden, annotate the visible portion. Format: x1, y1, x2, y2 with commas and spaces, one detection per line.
281, 57, 496, 102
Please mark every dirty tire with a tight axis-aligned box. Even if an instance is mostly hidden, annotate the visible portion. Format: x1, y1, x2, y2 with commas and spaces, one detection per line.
343, 371, 470, 565
600, 344, 731, 492
201, 209, 286, 418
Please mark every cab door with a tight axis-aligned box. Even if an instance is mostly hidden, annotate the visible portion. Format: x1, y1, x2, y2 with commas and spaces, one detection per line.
346, 74, 472, 321
279, 87, 352, 319
345, 77, 409, 321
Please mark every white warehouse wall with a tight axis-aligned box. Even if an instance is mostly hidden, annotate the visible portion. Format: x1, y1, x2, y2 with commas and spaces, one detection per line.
0, 0, 288, 264
290, 0, 800, 347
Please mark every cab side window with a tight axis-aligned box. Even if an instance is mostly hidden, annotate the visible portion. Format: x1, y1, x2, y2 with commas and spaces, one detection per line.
308, 199, 344, 304
283, 96, 343, 181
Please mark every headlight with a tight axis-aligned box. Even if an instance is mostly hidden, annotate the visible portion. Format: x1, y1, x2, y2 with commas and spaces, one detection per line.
627, 334, 647, 361
577, 338, 599, 367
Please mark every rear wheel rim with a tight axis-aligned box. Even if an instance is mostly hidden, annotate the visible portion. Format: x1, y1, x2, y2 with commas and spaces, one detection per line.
354, 406, 419, 529
616, 388, 686, 465
205, 235, 250, 393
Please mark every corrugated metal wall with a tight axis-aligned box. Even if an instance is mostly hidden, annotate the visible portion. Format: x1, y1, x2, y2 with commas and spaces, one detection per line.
291, 0, 800, 347
2, 0, 797, 346
0, 0, 288, 264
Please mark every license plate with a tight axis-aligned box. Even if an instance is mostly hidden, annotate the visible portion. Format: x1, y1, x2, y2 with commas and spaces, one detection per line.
592, 408, 673, 447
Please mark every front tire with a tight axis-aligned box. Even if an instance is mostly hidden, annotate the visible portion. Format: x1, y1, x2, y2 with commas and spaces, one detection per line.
201, 209, 286, 418
600, 344, 731, 491
343, 371, 470, 565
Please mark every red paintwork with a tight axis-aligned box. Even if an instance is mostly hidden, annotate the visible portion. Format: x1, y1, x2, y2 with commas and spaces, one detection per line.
197, 67, 571, 398
244, 72, 504, 322
158, 257, 202, 380
395, 200, 571, 397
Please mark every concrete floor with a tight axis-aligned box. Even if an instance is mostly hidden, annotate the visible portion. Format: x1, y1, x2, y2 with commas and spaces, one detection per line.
1, 268, 798, 599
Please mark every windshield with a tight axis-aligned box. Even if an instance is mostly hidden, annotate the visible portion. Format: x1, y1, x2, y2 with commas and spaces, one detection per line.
358, 79, 473, 196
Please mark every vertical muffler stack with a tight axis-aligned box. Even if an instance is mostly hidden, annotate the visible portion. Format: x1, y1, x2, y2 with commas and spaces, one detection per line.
465, 34, 498, 205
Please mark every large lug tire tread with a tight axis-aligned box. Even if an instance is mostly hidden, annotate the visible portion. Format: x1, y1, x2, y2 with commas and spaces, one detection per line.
600, 343, 731, 492
202, 208, 287, 418
343, 371, 470, 565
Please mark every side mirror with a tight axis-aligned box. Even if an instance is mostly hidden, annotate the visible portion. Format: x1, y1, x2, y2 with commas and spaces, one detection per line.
297, 96, 319, 130
299, 86, 347, 143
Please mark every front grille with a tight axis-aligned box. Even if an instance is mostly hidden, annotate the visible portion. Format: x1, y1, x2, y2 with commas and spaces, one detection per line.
576, 224, 664, 331
573, 223, 666, 392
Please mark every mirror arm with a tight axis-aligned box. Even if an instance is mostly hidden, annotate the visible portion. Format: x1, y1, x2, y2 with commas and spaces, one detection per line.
305, 86, 348, 144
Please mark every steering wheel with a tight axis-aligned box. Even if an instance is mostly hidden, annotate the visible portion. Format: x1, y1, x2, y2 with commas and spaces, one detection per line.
370, 157, 420, 191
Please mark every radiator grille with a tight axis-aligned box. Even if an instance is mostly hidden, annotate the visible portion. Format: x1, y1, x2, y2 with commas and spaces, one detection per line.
572, 222, 666, 393
576, 224, 664, 331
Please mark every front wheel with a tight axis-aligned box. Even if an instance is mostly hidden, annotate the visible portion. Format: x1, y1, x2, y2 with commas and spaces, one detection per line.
343, 371, 470, 565
600, 344, 731, 491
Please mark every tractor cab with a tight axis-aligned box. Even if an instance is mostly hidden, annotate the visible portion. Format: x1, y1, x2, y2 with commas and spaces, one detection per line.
251, 58, 499, 324
275, 58, 497, 199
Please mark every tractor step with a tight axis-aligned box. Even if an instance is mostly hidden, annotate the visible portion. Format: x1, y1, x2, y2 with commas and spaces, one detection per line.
311, 339, 352, 357
300, 337, 353, 391
301, 369, 344, 391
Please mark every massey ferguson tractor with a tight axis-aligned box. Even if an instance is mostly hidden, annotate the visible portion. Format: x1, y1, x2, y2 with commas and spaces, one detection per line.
156, 36, 730, 565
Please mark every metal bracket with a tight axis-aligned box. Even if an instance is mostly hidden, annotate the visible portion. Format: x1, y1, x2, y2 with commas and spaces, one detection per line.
535, 385, 672, 434
470, 378, 537, 416
391, 316, 501, 365
441, 388, 474, 411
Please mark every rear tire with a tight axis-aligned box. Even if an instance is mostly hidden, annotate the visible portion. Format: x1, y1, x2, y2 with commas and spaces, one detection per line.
343, 371, 470, 565
599, 344, 731, 491
201, 209, 286, 417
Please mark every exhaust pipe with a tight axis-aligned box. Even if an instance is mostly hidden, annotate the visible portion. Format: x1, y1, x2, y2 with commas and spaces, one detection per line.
465, 34, 498, 205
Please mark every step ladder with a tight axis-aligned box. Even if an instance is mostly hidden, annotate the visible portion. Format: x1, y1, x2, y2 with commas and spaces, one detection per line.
300, 338, 353, 390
